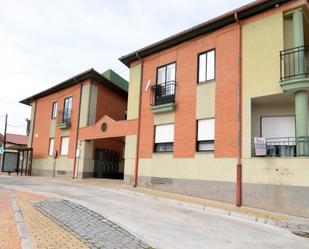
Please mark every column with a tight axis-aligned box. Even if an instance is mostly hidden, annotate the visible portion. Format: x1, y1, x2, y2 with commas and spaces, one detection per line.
293, 10, 308, 155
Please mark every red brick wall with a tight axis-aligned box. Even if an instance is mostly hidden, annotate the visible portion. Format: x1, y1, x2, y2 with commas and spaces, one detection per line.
136, 24, 240, 158
32, 83, 83, 159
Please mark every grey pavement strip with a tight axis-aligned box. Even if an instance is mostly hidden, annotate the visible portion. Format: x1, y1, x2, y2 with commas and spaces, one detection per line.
31, 199, 154, 249
9, 191, 32, 249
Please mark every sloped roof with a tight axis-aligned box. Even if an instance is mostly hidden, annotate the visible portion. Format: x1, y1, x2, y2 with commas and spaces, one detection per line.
119, 0, 291, 67
20, 68, 128, 106
6, 133, 27, 145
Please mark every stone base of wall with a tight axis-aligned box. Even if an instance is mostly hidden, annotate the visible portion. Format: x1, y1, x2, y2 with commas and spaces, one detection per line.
32, 169, 73, 178
243, 183, 309, 218
124, 175, 309, 218
124, 175, 236, 204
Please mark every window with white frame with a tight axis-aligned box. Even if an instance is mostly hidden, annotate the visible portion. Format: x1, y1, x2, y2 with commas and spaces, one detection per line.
48, 138, 54, 156
198, 49, 215, 83
60, 137, 69, 155
197, 118, 215, 151
51, 101, 57, 119
154, 124, 174, 152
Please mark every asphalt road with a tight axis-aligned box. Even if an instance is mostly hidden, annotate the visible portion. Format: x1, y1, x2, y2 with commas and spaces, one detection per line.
0, 175, 308, 249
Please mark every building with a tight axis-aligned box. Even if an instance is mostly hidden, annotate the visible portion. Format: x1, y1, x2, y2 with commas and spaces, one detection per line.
1, 133, 28, 149
116, 0, 309, 217
21, 0, 309, 218
21, 69, 128, 178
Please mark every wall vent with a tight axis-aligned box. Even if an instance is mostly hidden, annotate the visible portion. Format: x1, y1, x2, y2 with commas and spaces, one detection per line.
57, 170, 67, 175
151, 177, 173, 184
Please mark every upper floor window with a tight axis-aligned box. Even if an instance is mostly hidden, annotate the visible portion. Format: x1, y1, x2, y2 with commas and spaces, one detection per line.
63, 97, 72, 123
48, 138, 55, 156
198, 49, 215, 83
51, 101, 57, 119
153, 63, 176, 106
154, 123, 174, 152
197, 118, 215, 151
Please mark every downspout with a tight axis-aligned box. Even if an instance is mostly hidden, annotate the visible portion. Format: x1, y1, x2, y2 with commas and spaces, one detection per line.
235, 12, 243, 207
72, 80, 83, 179
133, 52, 143, 187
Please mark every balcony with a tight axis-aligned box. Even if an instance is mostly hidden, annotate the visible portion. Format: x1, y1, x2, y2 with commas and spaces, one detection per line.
57, 108, 72, 129
252, 136, 309, 157
151, 81, 176, 114
280, 46, 309, 91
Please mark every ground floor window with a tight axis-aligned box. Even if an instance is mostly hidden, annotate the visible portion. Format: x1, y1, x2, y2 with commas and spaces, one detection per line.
48, 138, 54, 156
154, 123, 174, 152
60, 136, 69, 155
197, 118, 215, 152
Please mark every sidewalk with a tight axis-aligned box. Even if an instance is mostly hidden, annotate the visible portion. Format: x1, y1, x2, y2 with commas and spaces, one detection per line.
57, 177, 309, 233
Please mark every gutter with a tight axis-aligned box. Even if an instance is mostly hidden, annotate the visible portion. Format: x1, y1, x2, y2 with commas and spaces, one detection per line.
72, 80, 83, 179
235, 12, 243, 207
30, 99, 37, 148
133, 53, 143, 187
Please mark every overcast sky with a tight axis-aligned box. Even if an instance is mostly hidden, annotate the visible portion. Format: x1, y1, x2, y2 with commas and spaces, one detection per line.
0, 0, 251, 135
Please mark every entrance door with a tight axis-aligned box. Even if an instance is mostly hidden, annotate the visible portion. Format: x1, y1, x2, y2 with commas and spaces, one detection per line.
94, 149, 121, 179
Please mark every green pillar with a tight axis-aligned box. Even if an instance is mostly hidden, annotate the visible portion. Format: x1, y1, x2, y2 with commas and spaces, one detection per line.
295, 91, 308, 156
293, 10, 304, 76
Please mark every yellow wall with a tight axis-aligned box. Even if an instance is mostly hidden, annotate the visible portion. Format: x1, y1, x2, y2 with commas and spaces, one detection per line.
127, 63, 142, 120
79, 84, 91, 128
243, 158, 309, 187
154, 112, 175, 125
124, 135, 137, 176
138, 154, 236, 182
27, 102, 36, 147
196, 82, 215, 119
242, 12, 285, 157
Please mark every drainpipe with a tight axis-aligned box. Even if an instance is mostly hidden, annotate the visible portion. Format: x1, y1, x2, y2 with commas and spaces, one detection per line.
72, 80, 83, 179
133, 52, 143, 187
235, 12, 243, 207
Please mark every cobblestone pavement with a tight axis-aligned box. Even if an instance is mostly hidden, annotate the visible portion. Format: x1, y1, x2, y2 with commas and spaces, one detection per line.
32, 199, 153, 249
17, 193, 89, 249
0, 189, 21, 249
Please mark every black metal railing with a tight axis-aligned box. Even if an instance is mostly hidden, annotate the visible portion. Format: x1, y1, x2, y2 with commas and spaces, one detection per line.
58, 108, 72, 125
151, 81, 176, 106
280, 46, 309, 81
252, 136, 309, 157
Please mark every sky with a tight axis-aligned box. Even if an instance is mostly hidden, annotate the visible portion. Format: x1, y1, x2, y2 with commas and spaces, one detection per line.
0, 0, 252, 135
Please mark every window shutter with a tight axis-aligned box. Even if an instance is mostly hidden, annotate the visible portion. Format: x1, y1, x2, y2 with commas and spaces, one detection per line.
261, 116, 295, 138
155, 124, 174, 143
60, 137, 70, 155
197, 119, 215, 141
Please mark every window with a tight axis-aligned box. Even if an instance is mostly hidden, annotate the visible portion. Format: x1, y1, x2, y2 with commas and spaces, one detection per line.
51, 101, 57, 119
197, 119, 215, 151
48, 138, 54, 156
154, 63, 176, 105
154, 124, 174, 152
60, 137, 69, 155
261, 116, 295, 138
63, 97, 72, 122
198, 50, 215, 83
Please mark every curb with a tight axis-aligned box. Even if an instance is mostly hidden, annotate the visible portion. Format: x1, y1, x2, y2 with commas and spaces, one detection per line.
119, 188, 309, 233
9, 191, 32, 249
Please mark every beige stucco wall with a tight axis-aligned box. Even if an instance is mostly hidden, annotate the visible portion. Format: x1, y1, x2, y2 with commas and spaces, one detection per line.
77, 140, 94, 176
243, 158, 309, 187
27, 102, 36, 147
50, 119, 56, 138
32, 157, 73, 177
127, 63, 142, 120
153, 112, 175, 125
88, 84, 98, 125
79, 84, 91, 128
124, 135, 137, 176
138, 154, 236, 182
242, 12, 285, 158
196, 82, 215, 119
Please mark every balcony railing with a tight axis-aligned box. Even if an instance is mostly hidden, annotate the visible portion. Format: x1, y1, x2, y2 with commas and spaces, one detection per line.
57, 108, 72, 127
151, 81, 176, 106
252, 136, 309, 157
280, 46, 309, 81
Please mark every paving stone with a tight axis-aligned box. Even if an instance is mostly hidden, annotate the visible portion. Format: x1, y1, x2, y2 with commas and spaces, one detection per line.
31, 199, 152, 249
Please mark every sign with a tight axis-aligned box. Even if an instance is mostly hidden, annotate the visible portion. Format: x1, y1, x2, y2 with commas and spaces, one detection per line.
254, 137, 266, 156
0, 147, 5, 154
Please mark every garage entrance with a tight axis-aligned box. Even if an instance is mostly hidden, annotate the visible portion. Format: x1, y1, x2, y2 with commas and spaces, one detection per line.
94, 149, 122, 179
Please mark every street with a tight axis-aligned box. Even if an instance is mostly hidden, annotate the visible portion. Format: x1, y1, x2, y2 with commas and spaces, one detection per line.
0, 175, 308, 249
